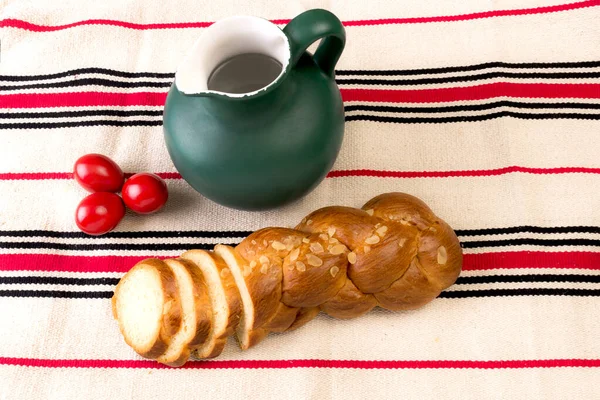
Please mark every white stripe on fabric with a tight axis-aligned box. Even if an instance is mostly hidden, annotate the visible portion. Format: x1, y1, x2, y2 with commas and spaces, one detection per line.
2, 174, 600, 231
0, 296, 598, 361
1, 7, 600, 73
2, 119, 600, 178
2, 0, 580, 26
2, 365, 599, 400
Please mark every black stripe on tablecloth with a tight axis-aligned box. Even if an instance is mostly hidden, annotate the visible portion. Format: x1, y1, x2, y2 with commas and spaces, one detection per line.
0, 68, 174, 82
455, 274, 600, 285
2, 61, 600, 83
460, 238, 600, 249
345, 113, 600, 124
0, 230, 252, 239
335, 61, 600, 76
3, 102, 600, 121
0, 78, 171, 91
337, 71, 600, 86
0, 110, 163, 119
0, 238, 598, 251
4, 71, 600, 91
0, 226, 596, 240
454, 226, 600, 236
0, 230, 251, 239
4, 112, 600, 129
0, 120, 163, 129
0, 242, 214, 251
2, 274, 598, 287
344, 102, 600, 114
0, 290, 114, 299
2, 288, 600, 299
0, 276, 120, 285
438, 289, 600, 298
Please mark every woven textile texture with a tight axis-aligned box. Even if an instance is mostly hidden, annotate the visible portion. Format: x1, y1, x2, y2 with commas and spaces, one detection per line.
1, 0, 600, 399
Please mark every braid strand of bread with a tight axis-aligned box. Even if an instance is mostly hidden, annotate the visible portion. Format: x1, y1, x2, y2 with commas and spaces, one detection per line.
112, 193, 463, 366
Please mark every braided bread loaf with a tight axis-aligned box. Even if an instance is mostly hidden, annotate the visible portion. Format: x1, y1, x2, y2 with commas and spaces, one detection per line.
112, 192, 463, 366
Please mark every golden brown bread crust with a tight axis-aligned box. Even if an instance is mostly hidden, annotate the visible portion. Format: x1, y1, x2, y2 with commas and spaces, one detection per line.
181, 250, 242, 359
230, 192, 461, 343
346, 222, 418, 293
262, 302, 299, 332
144, 259, 181, 359
281, 231, 347, 308
363, 193, 463, 291
373, 259, 442, 310
286, 307, 321, 331
114, 192, 463, 366
213, 244, 270, 350
239, 328, 269, 349
235, 228, 298, 328
296, 206, 380, 247
211, 251, 243, 335
142, 340, 170, 361
319, 279, 378, 319
153, 259, 182, 343
156, 258, 211, 367
181, 250, 242, 337
175, 258, 213, 348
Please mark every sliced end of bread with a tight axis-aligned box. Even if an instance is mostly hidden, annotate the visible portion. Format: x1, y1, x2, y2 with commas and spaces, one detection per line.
178, 258, 213, 348
181, 249, 241, 359
112, 258, 182, 359
155, 259, 213, 366
215, 244, 266, 350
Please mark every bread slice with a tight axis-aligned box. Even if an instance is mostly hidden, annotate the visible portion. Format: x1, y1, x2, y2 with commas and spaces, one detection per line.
112, 259, 182, 359
215, 244, 272, 350
155, 258, 212, 367
181, 249, 241, 359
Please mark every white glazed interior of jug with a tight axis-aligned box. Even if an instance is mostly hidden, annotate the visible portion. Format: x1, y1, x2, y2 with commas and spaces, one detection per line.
175, 16, 290, 97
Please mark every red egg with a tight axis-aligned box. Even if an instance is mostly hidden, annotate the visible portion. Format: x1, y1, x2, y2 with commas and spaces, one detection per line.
122, 173, 168, 214
75, 192, 125, 235
73, 154, 124, 193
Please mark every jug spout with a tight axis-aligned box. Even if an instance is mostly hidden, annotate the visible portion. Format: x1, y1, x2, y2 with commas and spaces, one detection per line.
175, 16, 291, 99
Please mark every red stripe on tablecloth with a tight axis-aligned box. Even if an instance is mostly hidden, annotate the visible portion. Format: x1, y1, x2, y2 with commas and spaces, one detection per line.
2, 167, 600, 181
0, 172, 73, 180
0, 251, 598, 273
0, 92, 167, 108
343, 1, 600, 26
461, 251, 600, 271
341, 83, 600, 103
327, 167, 600, 178
0, 172, 183, 180
1, 1, 598, 31
0, 254, 159, 273
0, 357, 599, 369
2, 84, 600, 109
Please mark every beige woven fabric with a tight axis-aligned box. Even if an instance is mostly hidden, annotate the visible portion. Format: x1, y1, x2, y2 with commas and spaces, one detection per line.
1, 0, 600, 398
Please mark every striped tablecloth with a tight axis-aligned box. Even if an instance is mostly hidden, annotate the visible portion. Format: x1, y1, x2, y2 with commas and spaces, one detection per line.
2, 0, 600, 399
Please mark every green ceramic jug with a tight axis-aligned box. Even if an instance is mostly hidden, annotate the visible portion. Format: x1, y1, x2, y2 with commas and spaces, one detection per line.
163, 9, 346, 210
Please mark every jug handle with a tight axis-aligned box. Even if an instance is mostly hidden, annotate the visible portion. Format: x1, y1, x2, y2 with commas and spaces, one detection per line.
283, 9, 346, 77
